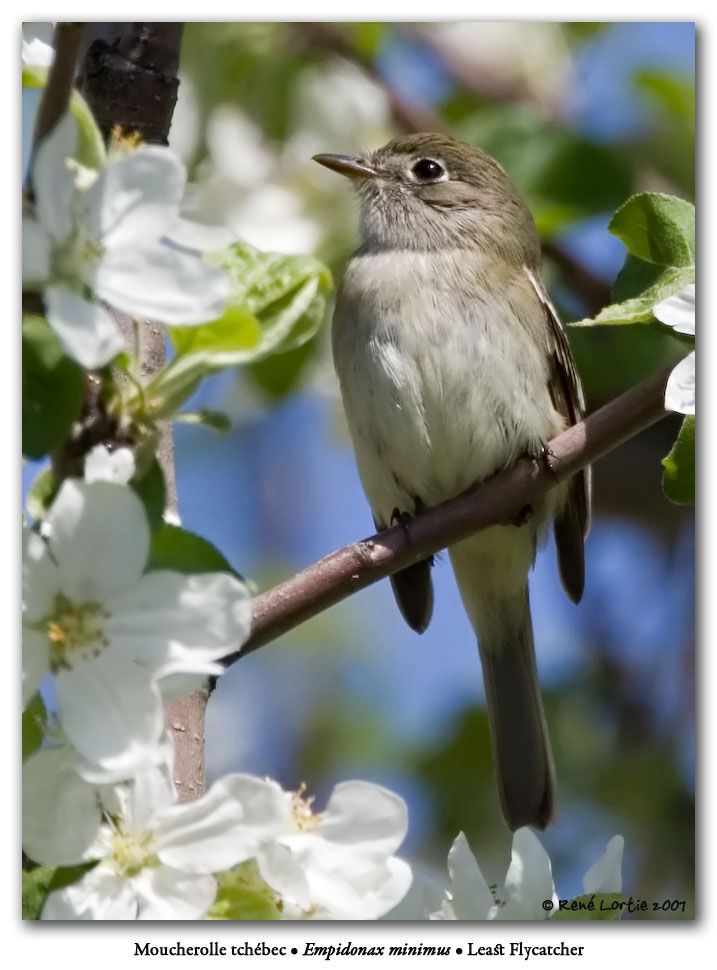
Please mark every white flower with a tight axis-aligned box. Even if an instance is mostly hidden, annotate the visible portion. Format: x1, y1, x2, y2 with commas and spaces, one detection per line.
22, 112, 230, 368
430, 831, 496, 920
22, 479, 250, 772
431, 830, 554, 921
22, 23, 54, 67
496, 827, 558, 920
23, 730, 175, 866
84, 444, 136, 484
256, 780, 412, 919
41, 771, 289, 920
23, 744, 105, 867
654, 284, 695, 416
582, 835, 624, 895
431, 828, 624, 921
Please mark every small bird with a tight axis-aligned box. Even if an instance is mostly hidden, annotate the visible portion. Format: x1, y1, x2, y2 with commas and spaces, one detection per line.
314, 134, 589, 831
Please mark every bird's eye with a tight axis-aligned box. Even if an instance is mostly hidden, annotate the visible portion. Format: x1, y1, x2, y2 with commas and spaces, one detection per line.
411, 158, 445, 181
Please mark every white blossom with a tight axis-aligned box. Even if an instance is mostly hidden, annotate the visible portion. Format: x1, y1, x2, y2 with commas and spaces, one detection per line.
22, 112, 230, 368
431, 828, 624, 921
22, 479, 250, 772
41, 771, 289, 920
256, 780, 412, 920
22, 23, 54, 68
583, 835, 624, 895
84, 444, 136, 484
654, 284, 695, 416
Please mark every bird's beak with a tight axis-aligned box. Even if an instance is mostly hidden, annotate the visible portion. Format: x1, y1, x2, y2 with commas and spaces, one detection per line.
312, 153, 379, 180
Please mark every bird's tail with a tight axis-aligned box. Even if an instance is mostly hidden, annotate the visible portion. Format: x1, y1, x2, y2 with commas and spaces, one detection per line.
450, 535, 556, 831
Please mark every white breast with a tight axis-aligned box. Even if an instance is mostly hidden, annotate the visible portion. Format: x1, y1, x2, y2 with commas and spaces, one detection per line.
332, 248, 562, 527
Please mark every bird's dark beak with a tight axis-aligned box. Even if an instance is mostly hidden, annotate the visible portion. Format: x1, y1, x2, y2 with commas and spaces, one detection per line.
312, 153, 379, 180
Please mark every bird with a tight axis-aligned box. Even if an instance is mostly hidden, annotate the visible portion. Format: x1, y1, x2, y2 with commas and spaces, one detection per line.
314, 133, 589, 830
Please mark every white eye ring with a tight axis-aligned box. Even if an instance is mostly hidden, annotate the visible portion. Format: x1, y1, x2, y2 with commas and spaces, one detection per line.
410, 158, 448, 182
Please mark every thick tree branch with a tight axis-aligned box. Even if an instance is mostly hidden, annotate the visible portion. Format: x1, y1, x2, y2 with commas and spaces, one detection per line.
78, 22, 184, 144
76, 23, 195, 798
225, 364, 673, 666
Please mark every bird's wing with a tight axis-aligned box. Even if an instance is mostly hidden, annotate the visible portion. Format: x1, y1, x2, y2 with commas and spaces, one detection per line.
524, 265, 591, 603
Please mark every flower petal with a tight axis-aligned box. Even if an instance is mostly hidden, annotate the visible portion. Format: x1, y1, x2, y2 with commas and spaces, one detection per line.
132, 866, 217, 920
257, 840, 311, 911
156, 774, 290, 872
665, 352, 695, 415
497, 827, 557, 920
443, 832, 495, 920
22, 218, 51, 284
92, 243, 229, 324
32, 112, 77, 243
314, 780, 408, 856
22, 528, 60, 621
107, 571, 251, 669
46, 480, 149, 601
21, 629, 50, 709
155, 667, 224, 703
583, 835, 625, 895
84, 445, 136, 484
79, 146, 185, 249
23, 747, 102, 866
42, 864, 138, 920
56, 651, 164, 771
44, 285, 125, 369
654, 284, 695, 336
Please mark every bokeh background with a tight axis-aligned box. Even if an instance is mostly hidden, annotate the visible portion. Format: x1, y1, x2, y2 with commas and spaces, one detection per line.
24, 21, 695, 916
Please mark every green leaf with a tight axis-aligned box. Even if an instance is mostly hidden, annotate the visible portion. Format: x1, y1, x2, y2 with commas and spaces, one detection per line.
22, 693, 47, 761
131, 458, 166, 532
25, 467, 58, 521
22, 865, 55, 920
168, 306, 262, 361
611, 253, 665, 303
22, 68, 106, 170
210, 240, 332, 356
147, 524, 241, 578
47, 861, 98, 893
634, 70, 695, 127
608, 193, 695, 267
22, 694, 46, 760
662, 415, 695, 505
173, 409, 232, 433
554, 894, 624, 921
22, 315, 85, 460
151, 242, 332, 416
573, 264, 694, 327
208, 862, 281, 920
248, 335, 318, 400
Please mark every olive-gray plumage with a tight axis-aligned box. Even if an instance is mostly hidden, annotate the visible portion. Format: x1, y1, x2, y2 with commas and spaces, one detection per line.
315, 134, 589, 830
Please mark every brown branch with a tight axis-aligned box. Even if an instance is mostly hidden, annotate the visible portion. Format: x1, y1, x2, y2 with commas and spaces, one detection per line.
78, 23, 184, 144
76, 23, 196, 799
224, 365, 673, 666
24, 22, 86, 195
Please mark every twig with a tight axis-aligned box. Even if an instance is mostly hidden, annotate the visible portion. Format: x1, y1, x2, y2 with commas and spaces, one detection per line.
24, 22, 86, 194
224, 364, 672, 665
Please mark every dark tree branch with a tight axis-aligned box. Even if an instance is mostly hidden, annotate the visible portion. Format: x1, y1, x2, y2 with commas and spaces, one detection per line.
76, 22, 195, 798
24, 22, 86, 196
78, 22, 184, 144
224, 365, 673, 666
